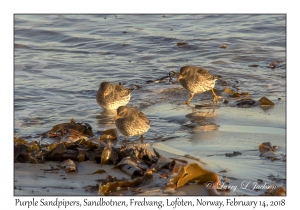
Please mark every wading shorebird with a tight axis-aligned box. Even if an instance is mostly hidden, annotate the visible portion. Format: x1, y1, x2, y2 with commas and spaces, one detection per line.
96, 82, 133, 110
177, 66, 219, 105
115, 106, 150, 141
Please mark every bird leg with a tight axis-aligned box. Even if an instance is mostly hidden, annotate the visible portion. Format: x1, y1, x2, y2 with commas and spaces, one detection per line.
185, 93, 195, 105
211, 88, 218, 104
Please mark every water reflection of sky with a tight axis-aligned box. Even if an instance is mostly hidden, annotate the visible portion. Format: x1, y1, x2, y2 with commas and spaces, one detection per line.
14, 14, 286, 143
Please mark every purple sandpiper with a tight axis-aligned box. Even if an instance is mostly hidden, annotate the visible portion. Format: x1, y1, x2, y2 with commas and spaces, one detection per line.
178, 66, 219, 104
115, 106, 150, 141
96, 82, 133, 110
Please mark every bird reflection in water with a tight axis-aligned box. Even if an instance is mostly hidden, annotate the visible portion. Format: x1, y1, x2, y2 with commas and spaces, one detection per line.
96, 109, 117, 125
184, 104, 219, 133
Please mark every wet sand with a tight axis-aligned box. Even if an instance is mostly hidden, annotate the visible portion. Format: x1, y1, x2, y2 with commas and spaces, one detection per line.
14, 97, 285, 196
14, 158, 209, 196
13, 14, 286, 196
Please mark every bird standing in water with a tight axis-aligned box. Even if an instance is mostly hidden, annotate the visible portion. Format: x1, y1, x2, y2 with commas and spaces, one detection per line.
115, 106, 150, 141
96, 82, 133, 110
177, 66, 219, 105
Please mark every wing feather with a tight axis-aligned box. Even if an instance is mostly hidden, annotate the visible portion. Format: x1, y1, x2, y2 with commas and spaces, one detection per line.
137, 111, 150, 125
114, 84, 132, 97
196, 67, 215, 80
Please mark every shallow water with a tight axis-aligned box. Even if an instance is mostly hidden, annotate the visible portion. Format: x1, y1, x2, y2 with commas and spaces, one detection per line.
152, 102, 286, 195
14, 14, 286, 195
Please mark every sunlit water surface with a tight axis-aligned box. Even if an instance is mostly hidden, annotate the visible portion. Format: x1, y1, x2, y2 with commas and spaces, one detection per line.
14, 14, 286, 195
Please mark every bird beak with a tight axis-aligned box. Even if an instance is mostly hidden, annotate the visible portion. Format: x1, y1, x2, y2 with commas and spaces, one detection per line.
177, 74, 183, 81
115, 115, 120, 121
103, 91, 108, 97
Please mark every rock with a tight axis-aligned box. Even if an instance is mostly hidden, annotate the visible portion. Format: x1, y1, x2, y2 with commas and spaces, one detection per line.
236, 98, 256, 107
230, 92, 240, 98
259, 96, 275, 106
224, 87, 234, 94
225, 151, 242, 157
259, 142, 274, 152
177, 42, 188, 46
100, 128, 118, 140
264, 186, 286, 196
269, 60, 284, 69
61, 159, 77, 173
47, 122, 94, 139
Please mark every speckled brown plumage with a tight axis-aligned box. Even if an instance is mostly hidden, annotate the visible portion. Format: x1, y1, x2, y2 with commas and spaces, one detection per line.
115, 106, 150, 141
178, 66, 218, 104
96, 82, 133, 110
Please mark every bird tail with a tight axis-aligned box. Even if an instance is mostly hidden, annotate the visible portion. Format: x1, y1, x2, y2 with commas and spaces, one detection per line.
128, 88, 135, 94
213, 75, 221, 80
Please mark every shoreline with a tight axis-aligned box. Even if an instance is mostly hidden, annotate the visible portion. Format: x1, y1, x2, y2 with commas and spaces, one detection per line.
14, 94, 286, 196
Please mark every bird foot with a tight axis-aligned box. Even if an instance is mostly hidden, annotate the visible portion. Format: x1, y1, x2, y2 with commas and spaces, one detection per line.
213, 97, 219, 104
212, 95, 222, 104
185, 100, 191, 105
140, 135, 145, 143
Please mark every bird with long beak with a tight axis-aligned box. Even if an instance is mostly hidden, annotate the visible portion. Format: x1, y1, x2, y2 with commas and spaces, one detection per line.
115, 106, 150, 141
96, 82, 133, 110
177, 66, 219, 105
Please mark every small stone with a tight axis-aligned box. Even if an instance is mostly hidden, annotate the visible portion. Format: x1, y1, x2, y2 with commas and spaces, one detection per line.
224, 87, 234, 94
231, 92, 240, 98
219, 168, 228, 173
220, 44, 227, 49
240, 92, 250, 96
269, 60, 284, 69
236, 98, 256, 107
177, 42, 187, 46
265, 187, 286, 196
259, 142, 274, 152
259, 96, 275, 106
225, 151, 241, 157
223, 99, 229, 104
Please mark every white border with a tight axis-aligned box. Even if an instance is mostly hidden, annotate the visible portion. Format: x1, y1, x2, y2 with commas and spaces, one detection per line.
4, 0, 295, 209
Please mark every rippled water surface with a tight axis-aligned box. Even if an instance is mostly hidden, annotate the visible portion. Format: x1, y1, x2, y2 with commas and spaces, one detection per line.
14, 14, 286, 195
